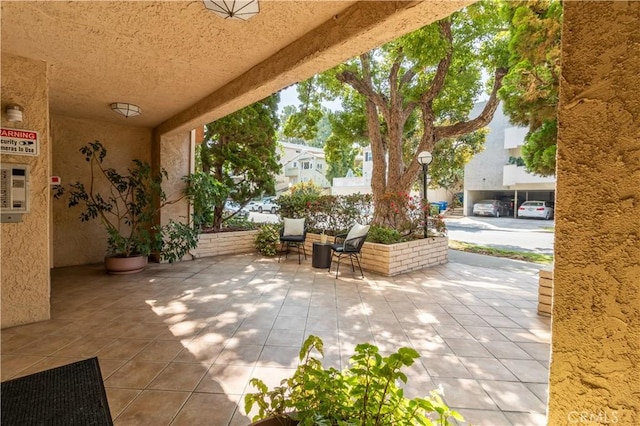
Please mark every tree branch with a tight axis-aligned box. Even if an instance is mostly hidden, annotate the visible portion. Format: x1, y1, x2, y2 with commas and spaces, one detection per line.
337, 53, 390, 121
435, 67, 508, 140
419, 20, 453, 105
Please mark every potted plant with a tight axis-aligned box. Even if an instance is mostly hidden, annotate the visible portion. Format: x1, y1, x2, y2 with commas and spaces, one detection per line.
245, 335, 463, 426
55, 141, 198, 273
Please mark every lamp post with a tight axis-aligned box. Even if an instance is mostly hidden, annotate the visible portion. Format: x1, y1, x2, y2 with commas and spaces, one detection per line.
417, 151, 433, 238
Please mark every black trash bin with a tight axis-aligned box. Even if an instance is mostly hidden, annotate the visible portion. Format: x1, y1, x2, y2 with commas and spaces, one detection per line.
312, 242, 332, 268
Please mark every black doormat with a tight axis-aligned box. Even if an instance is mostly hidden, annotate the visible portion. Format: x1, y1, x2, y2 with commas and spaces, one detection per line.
1, 357, 113, 426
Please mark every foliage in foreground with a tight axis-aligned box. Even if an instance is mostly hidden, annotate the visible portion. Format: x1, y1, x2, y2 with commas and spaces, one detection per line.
245, 335, 463, 425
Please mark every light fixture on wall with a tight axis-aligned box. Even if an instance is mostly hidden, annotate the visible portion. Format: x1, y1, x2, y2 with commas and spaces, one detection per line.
110, 103, 141, 118
203, 0, 260, 20
6, 104, 23, 122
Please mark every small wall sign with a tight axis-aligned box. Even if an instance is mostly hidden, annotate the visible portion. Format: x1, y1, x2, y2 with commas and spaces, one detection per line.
0, 128, 39, 156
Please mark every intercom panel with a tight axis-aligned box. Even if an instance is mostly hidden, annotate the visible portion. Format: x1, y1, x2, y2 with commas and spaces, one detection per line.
1, 163, 29, 214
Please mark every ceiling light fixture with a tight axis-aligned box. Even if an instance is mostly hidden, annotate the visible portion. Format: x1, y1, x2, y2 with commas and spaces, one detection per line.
203, 0, 260, 21
110, 103, 141, 118
6, 104, 23, 122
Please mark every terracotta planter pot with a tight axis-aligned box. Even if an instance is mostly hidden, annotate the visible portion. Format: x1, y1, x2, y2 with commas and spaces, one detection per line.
104, 255, 148, 274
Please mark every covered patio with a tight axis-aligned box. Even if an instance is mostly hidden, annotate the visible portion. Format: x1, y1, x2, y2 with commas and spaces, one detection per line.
2, 251, 549, 425
2, 1, 639, 423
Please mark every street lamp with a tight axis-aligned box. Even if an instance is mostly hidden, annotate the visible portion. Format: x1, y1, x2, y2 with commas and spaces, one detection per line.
417, 151, 433, 238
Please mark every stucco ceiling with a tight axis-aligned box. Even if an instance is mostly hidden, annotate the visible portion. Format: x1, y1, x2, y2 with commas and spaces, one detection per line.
1, 1, 470, 134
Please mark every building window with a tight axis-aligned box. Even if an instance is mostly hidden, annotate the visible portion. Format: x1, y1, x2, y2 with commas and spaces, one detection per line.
316, 163, 323, 170
292, 161, 297, 168
365, 152, 373, 162
302, 161, 311, 170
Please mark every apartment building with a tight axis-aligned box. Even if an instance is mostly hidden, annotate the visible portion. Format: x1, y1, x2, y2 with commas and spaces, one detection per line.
276, 142, 331, 193
463, 102, 556, 217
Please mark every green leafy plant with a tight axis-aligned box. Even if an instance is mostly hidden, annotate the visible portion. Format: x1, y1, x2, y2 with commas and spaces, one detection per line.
254, 223, 280, 256
182, 171, 228, 230
367, 225, 406, 244
245, 335, 463, 425
54, 141, 198, 262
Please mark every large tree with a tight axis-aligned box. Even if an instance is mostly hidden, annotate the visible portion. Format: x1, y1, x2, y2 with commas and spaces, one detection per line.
499, 0, 562, 176
284, 2, 509, 224
198, 94, 281, 230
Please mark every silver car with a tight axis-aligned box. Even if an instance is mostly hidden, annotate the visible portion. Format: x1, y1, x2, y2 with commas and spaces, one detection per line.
473, 199, 509, 218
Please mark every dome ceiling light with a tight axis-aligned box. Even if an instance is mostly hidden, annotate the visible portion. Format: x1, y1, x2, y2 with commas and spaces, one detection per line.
203, 0, 260, 21
110, 103, 141, 118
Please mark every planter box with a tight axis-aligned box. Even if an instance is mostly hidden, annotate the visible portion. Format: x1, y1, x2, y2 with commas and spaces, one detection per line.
193, 229, 259, 258
304, 233, 448, 277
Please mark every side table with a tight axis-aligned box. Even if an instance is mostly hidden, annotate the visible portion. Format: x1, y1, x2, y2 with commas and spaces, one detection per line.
312, 242, 332, 268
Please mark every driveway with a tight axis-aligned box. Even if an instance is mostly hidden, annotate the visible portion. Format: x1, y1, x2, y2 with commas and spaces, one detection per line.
444, 217, 555, 255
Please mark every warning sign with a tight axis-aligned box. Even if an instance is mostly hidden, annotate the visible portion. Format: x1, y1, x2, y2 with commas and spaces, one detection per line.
1, 128, 39, 157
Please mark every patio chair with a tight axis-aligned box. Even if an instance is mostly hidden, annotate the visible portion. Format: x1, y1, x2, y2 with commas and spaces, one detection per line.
329, 223, 370, 278
278, 218, 307, 264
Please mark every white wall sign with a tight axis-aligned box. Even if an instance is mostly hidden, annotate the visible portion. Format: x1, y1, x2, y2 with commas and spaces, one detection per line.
0, 128, 39, 156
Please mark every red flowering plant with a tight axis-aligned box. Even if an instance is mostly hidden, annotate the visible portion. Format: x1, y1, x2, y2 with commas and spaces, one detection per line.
374, 191, 447, 242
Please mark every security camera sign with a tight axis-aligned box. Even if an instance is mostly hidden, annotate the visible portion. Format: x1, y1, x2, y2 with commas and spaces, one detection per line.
0, 128, 39, 156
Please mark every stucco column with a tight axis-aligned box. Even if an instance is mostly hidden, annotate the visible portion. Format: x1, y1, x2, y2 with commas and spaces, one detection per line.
549, 2, 640, 424
1, 54, 51, 328
153, 130, 193, 261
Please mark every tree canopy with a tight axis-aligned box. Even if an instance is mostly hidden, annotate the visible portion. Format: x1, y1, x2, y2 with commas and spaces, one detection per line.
499, 0, 562, 176
195, 94, 281, 230
283, 1, 510, 224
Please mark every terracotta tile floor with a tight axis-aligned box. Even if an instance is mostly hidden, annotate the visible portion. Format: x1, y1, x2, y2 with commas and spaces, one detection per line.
1, 251, 550, 425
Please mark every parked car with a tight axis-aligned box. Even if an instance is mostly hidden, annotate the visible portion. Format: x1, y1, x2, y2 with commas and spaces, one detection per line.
472, 199, 509, 217
245, 200, 261, 212
518, 200, 555, 220
257, 197, 279, 214
223, 201, 249, 219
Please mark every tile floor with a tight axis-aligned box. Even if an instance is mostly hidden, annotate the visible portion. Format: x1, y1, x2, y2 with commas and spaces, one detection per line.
1, 251, 550, 425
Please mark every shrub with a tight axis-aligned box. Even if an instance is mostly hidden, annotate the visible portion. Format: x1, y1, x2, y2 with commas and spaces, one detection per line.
367, 225, 406, 244
254, 223, 280, 256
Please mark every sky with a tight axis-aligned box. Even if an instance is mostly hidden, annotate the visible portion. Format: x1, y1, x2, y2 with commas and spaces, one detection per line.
277, 84, 342, 114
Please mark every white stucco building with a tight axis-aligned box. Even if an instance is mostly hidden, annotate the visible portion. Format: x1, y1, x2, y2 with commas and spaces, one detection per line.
276, 142, 330, 193
463, 102, 556, 216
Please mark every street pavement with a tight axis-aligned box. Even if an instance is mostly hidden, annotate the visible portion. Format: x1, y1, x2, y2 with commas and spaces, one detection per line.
444, 216, 555, 255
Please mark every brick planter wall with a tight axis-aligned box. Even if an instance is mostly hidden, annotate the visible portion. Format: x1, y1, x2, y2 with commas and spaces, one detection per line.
304, 233, 448, 277
193, 230, 448, 276
193, 230, 259, 258
538, 267, 553, 316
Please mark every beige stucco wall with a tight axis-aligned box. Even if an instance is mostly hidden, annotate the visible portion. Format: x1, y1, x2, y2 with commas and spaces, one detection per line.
157, 132, 191, 227
549, 2, 640, 425
51, 115, 152, 267
1, 54, 51, 328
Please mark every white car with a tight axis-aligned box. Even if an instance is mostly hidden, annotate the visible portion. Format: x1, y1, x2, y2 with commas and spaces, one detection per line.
257, 197, 279, 214
518, 200, 555, 220
245, 200, 261, 212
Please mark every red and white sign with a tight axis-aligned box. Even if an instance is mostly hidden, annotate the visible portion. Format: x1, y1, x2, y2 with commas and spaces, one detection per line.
51, 176, 61, 185
0, 127, 39, 156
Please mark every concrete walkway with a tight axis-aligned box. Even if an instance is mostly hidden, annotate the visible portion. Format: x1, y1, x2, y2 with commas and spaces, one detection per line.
1, 250, 549, 425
